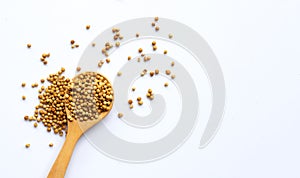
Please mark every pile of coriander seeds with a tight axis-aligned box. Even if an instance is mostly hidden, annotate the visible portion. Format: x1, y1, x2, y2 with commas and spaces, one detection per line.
23, 69, 113, 137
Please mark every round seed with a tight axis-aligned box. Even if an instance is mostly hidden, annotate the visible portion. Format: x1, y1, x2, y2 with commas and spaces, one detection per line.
106, 58, 110, 63
148, 89, 152, 94
154, 17, 159, 21
164, 82, 169, 87
117, 72, 122, 76
128, 99, 133, 104
138, 48, 143, 53
70, 40, 75, 45
168, 33, 173, 39
152, 41, 156, 46
25, 144, 30, 148
76, 67, 81, 72
137, 97, 142, 101
150, 71, 154, 77
118, 113, 123, 118
171, 74, 176, 79
49, 143, 54, 147
138, 101, 143, 105
27, 44, 31, 48
164, 50, 168, 54
155, 69, 159, 75
136, 33, 140, 38
86, 25, 90, 30
151, 22, 155, 27
165, 70, 171, 75
155, 26, 160, 31
132, 87, 136, 91
128, 56, 132, 61
22, 96, 26, 100
129, 104, 133, 109
171, 61, 175, 66
21, 83, 26, 87
153, 46, 157, 51
34, 122, 38, 128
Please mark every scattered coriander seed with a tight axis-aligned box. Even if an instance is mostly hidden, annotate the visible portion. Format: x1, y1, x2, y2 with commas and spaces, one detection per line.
71, 45, 75, 49
171, 61, 175, 67
27, 44, 31, 48
43, 61, 48, 65
24, 115, 29, 121
98, 60, 104, 67
75, 44, 79, 48
76, 66, 81, 72
152, 41, 156, 46
164, 82, 169, 87
141, 53, 145, 57
25, 144, 30, 148
40, 79, 45, 83
106, 58, 110, 63
171, 74, 176, 79
165, 70, 171, 75
115, 42, 120, 47
128, 99, 133, 104
86, 25, 90, 30
33, 122, 38, 128
117, 72, 122, 76
150, 95, 154, 100
136, 33, 140, 38
92, 43, 96, 47
138, 100, 143, 105
70, 40, 75, 45
22, 96, 26, 100
119, 36, 124, 40
155, 26, 160, 31
40, 57, 45, 62
49, 143, 54, 147
164, 50, 168, 54
137, 97, 142, 101
148, 89, 152, 94
132, 87, 136, 91
118, 113, 123, 118
21, 82, 26, 87
129, 104, 133, 109
154, 17, 159, 21
42, 53, 48, 58
151, 22, 155, 27
128, 56, 132, 61
155, 69, 159, 74
153, 46, 157, 51
150, 71, 154, 77
168, 33, 173, 39
137, 57, 141, 62
138, 48, 143, 53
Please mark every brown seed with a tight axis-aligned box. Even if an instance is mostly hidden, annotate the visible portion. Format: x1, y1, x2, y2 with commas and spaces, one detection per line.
24, 115, 29, 121
129, 104, 133, 109
25, 144, 30, 148
132, 87, 136, 91
42, 53, 47, 58
148, 89, 152, 94
138, 48, 143, 53
168, 34, 173, 39
115, 42, 120, 47
34, 122, 38, 128
118, 113, 123, 118
137, 97, 142, 101
128, 99, 133, 104
155, 69, 159, 75
149, 95, 154, 100
86, 25, 90, 30
49, 143, 54, 147
164, 82, 169, 87
152, 41, 156, 46
128, 56, 132, 61
153, 46, 157, 51
27, 44, 31, 48
43, 60, 48, 65
151, 22, 155, 27
117, 72, 122, 76
165, 70, 171, 75
21, 83, 26, 87
22, 96, 26, 100
164, 50, 168, 54
92, 43, 96, 47
155, 26, 160, 31
106, 58, 110, 63
136, 33, 140, 38
70, 40, 75, 45
138, 100, 143, 105
76, 66, 81, 72
171, 74, 176, 79
154, 17, 159, 21
75, 44, 79, 48
171, 61, 175, 67
150, 71, 154, 77
40, 79, 45, 83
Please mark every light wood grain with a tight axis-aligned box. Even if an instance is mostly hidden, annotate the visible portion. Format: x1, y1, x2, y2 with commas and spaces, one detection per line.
47, 72, 113, 178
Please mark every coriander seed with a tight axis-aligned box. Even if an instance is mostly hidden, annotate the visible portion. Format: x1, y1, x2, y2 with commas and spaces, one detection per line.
25, 144, 30, 148
86, 25, 90, 30
165, 70, 171, 75
49, 143, 53, 147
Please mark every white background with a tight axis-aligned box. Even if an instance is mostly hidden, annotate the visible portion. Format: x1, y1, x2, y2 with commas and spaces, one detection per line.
0, 0, 300, 178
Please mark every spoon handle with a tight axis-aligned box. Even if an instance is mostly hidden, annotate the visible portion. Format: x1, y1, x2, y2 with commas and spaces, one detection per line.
47, 121, 83, 178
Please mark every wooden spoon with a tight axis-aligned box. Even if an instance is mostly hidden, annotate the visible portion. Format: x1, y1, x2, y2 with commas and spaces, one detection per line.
47, 72, 113, 178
